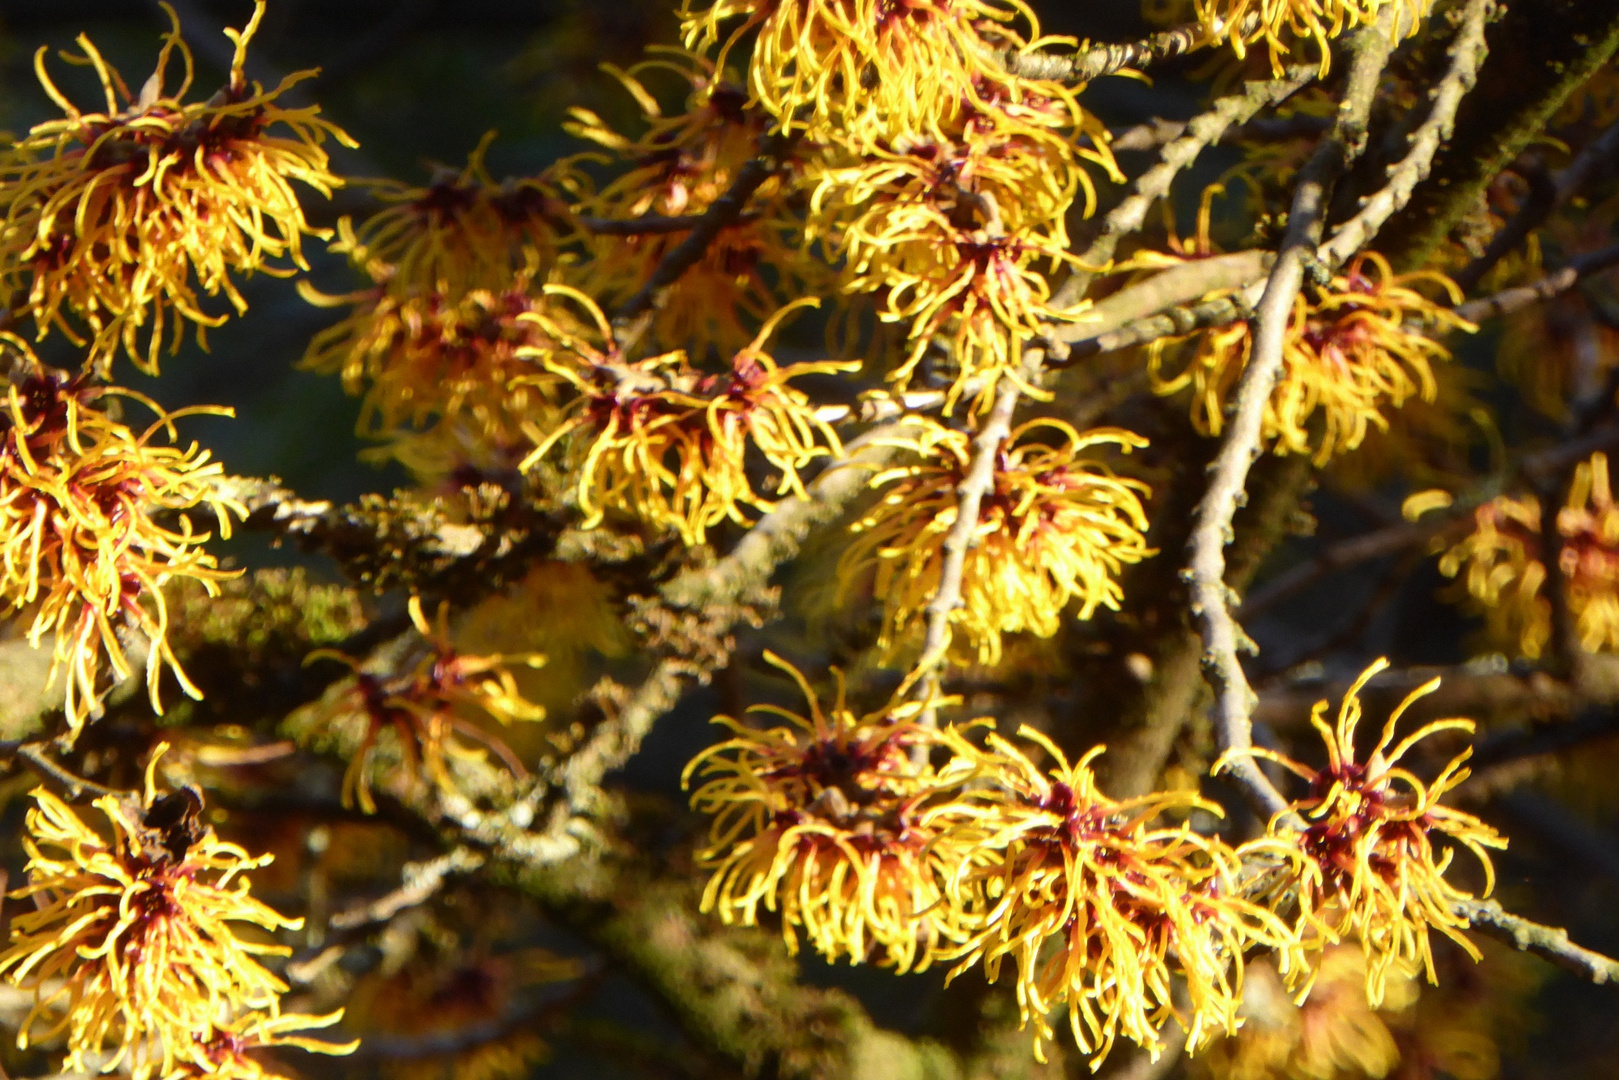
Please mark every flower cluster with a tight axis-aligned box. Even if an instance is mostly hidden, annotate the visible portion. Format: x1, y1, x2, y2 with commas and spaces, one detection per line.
683, 652, 969, 972
1222, 659, 1507, 1003
1153, 253, 1470, 464
0, 2, 353, 373
676, 0, 1117, 408
839, 418, 1151, 666
1191, 945, 1419, 1080
0, 749, 353, 1080
305, 135, 576, 463
0, 357, 242, 735
680, 0, 1047, 149
306, 596, 547, 814
300, 268, 565, 450
519, 290, 847, 544
689, 658, 1509, 1065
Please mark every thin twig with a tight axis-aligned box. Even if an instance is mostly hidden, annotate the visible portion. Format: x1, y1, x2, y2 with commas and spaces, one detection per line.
1455, 242, 1619, 322
912, 376, 1028, 721
1060, 0, 1493, 368
1193, 19, 1396, 822
12, 744, 118, 799
328, 847, 485, 931
580, 212, 757, 236
1455, 115, 1619, 293
1319, 0, 1496, 267
551, 426, 906, 831
1456, 897, 1619, 987
1238, 519, 1441, 619
1110, 112, 1332, 154
1239, 421, 1619, 619
611, 128, 804, 343
1004, 17, 1259, 84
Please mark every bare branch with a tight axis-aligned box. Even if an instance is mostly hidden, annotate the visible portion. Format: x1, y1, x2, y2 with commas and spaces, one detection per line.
1240, 421, 1619, 619
1456, 897, 1619, 988
1319, 0, 1495, 267
328, 847, 485, 931
911, 378, 1026, 719
611, 128, 804, 342
1455, 242, 1619, 322
579, 212, 755, 236
1004, 17, 1259, 84
219, 475, 561, 596
1191, 20, 1396, 821
1066, 63, 1317, 302
549, 427, 905, 835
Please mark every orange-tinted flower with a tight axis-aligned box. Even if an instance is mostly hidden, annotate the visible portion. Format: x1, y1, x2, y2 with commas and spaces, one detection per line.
333, 130, 568, 300
1429, 453, 1619, 658
0, 2, 354, 373
304, 596, 546, 814
300, 265, 569, 450
166, 1010, 356, 1080
567, 51, 813, 356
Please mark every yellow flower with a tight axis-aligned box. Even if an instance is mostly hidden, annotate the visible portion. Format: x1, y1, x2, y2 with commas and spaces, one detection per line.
519, 289, 848, 545
0, 750, 308, 1080
306, 596, 546, 814
839, 418, 1151, 667
1194, 0, 1437, 76
932, 726, 1299, 1064
1221, 660, 1508, 1006
0, 2, 354, 373
0, 358, 243, 735
164, 1010, 356, 1080
1436, 452, 1619, 658
683, 652, 971, 972
299, 264, 569, 451
332, 130, 567, 300
1152, 252, 1470, 465
567, 51, 814, 356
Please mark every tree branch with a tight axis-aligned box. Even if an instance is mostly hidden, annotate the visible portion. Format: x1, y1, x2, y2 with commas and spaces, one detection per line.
1003, 18, 1259, 84
1191, 19, 1396, 822
611, 128, 804, 342
1455, 897, 1619, 988
219, 475, 562, 596
1319, 0, 1495, 268
1455, 242, 1619, 322
1066, 64, 1317, 302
